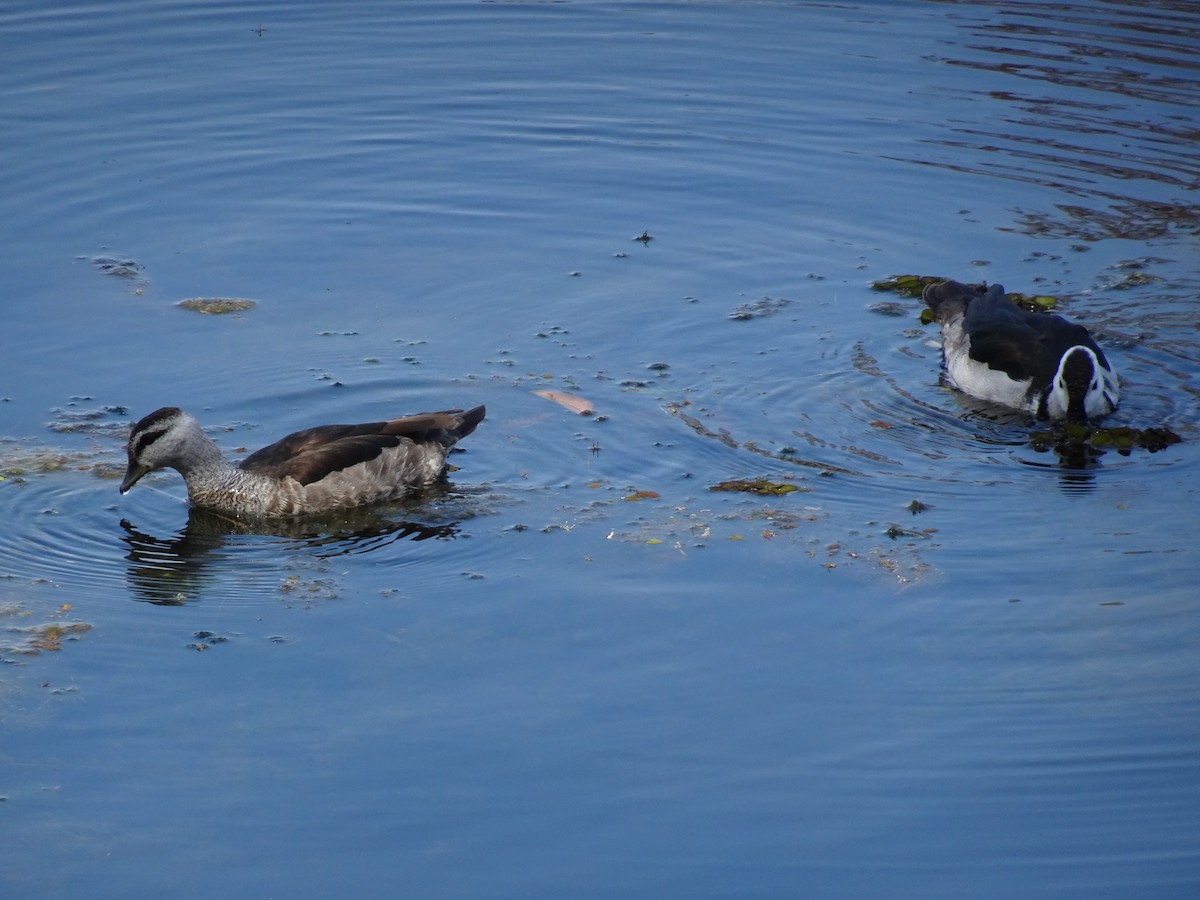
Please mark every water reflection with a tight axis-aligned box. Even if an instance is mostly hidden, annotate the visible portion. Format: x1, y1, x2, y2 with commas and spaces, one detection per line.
1014, 449, 1101, 492
120, 507, 459, 605
914, 0, 1200, 240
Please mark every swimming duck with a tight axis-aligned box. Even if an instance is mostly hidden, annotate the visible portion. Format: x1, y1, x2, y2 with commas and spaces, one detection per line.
922, 280, 1118, 423
120, 404, 486, 518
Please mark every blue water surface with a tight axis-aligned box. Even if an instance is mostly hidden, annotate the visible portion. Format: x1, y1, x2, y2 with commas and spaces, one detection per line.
2, 1, 1198, 897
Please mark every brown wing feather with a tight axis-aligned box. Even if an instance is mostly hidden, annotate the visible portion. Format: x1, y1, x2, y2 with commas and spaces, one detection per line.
239, 406, 485, 487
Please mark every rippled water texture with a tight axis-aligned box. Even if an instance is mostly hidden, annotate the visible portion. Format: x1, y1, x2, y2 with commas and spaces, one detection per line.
2, 1, 1198, 896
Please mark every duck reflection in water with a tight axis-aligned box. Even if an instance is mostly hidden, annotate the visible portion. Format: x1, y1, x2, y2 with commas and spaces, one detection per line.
120, 501, 462, 606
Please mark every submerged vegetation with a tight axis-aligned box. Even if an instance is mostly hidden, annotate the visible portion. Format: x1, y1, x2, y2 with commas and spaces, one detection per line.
1, 601, 92, 659
0, 443, 114, 484
1030, 422, 1182, 460
178, 297, 257, 315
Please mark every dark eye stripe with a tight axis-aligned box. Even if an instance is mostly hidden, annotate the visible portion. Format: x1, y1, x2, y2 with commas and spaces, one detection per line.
129, 407, 182, 456
131, 425, 171, 457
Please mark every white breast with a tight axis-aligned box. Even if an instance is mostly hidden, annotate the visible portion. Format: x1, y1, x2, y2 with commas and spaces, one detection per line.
938, 314, 1038, 414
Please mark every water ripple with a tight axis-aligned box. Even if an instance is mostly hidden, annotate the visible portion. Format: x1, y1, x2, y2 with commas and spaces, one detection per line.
0, 473, 123, 591
908, 0, 1200, 240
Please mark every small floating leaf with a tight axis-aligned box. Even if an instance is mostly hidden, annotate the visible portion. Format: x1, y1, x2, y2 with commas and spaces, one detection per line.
533, 389, 594, 416
624, 490, 660, 501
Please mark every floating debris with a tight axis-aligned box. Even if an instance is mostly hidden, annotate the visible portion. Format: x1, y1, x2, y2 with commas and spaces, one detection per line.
1, 448, 73, 478
1030, 423, 1182, 458
1101, 270, 1164, 290
25, 622, 92, 651
47, 404, 130, 436
709, 477, 804, 496
1, 604, 92, 657
277, 574, 341, 602
624, 490, 660, 501
634, 230, 653, 244
178, 297, 256, 315
729, 296, 791, 321
188, 630, 231, 651
884, 523, 935, 540
91, 255, 143, 278
906, 499, 930, 515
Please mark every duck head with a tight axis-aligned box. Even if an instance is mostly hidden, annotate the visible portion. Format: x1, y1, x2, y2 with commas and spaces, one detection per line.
1053, 347, 1105, 425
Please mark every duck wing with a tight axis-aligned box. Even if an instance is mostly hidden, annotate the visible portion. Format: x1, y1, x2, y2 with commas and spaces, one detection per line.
965, 287, 1104, 384
959, 285, 1051, 383
240, 406, 485, 486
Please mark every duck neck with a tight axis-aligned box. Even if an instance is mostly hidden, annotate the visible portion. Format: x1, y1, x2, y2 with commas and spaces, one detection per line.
1056, 347, 1097, 424
171, 429, 253, 501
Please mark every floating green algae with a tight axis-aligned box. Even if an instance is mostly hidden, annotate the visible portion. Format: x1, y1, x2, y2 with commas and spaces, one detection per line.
709, 477, 802, 496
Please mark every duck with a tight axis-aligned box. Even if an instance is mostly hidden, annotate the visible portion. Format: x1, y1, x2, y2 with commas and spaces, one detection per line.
120, 404, 486, 518
922, 280, 1119, 423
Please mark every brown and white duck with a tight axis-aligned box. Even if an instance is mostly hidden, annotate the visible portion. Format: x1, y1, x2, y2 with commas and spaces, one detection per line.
120, 404, 485, 518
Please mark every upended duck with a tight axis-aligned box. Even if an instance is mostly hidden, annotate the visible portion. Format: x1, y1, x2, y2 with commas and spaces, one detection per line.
922, 280, 1118, 423
120, 404, 485, 518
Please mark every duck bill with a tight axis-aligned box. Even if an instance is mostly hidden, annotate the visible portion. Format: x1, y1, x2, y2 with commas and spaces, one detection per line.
120, 463, 150, 494
1065, 396, 1091, 427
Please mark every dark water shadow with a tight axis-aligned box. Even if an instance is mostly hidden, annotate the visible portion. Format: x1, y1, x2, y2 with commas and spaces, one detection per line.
120, 503, 462, 606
